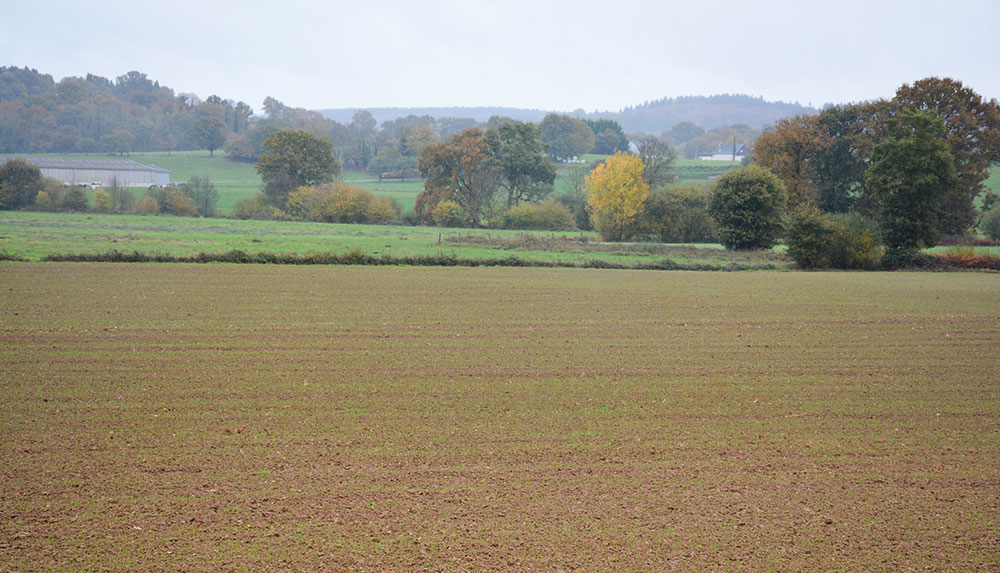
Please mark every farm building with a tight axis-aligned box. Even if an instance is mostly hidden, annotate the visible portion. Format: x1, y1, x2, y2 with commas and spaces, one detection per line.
698, 143, 748, 161
0, 157, 170, 187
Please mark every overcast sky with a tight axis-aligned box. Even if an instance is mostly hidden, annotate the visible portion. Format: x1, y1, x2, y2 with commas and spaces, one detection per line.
2, 0, 997, 114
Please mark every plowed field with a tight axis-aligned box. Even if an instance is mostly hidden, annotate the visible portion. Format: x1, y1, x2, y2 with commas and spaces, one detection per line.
2, 265, 998, 570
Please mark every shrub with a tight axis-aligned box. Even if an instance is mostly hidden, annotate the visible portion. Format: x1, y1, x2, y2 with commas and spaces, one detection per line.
180, 176, 218, 217
34, 191, 51, 209
399, 210, 420, 226
827, 212, 882, 269
261, 206, 287, 221
284, 186, 324, 220
232, 193, 266, 220
787, 209, 883, 269
40, 179, 65, 208
107, 183, 135, 213
60, 187, 89, 211
163, 188, 197, 217
938, 247, 1000, 270
284, 184, 397, 224
980, 205, 1000, 240
502, 201, 576, 230
136, 195, 159, 215
553, 189, 592, 231
314, 184, 397, 224
432, 201, 465, 227
92, 188, 114, 213
786, 208, 837, 268
639, 184, 715, 243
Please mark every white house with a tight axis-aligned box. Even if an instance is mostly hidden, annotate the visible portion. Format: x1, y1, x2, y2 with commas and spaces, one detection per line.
698, 143, 748, 162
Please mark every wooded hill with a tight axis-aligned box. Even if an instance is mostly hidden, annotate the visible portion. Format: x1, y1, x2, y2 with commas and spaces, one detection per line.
320, 95, 818, 134
607, 95, 818, 132
319, 107, 549, 125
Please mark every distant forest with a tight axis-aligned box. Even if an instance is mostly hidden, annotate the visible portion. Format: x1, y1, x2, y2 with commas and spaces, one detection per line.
0, 66, 254, 155
0, 66, 811, 162
324, 96, 817, 134
319, 107, 549, 125
607, 95, 817, 132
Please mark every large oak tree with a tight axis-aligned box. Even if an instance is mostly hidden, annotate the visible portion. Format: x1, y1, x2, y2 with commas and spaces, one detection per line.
894, 77, 1000, 235
708, 165, 788, 250
539, 114, 595, 160
256, 129, 340, 208
752, 115, 828, 211
866, 109, 957, 253
416, 128, 496, 226
485, 121, 556, 209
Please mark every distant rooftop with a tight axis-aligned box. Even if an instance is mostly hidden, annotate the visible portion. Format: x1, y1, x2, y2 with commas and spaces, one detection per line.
0, 157, 169, 173
712, 143, 748, 155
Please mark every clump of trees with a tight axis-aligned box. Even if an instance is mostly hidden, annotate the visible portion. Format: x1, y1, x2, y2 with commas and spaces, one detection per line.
415, 122, 557, 228
138, 178, 218, 217
750, 77, 1000, 268
637, 184, 715, 243
256, 129, 341, 209
753, 77, 999, 239
539, 114, 595, 160
242, 129, 393, 224
554, 139, 718, 243
0, 67, 254, 155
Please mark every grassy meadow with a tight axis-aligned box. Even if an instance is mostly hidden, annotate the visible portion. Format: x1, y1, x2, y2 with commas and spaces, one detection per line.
0, 210, 791, 269
1, 264, 998, 569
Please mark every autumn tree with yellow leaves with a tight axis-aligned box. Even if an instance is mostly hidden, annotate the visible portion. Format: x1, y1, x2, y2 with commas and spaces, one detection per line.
585, 152, 649, 241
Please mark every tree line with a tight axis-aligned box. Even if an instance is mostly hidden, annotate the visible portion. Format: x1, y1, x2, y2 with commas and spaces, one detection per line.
0, 66, 758, 170
0, 67, 252, 155
751, 78, 999, 246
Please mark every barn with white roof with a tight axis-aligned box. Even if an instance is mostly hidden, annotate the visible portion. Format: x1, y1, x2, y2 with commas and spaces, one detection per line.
0, 157, 170, 187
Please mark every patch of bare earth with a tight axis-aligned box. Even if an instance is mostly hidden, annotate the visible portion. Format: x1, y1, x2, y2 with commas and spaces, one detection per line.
1, 265, 998, 570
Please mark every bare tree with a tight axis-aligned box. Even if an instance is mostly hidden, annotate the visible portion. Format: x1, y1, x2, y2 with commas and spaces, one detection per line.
637, 137, 677, 188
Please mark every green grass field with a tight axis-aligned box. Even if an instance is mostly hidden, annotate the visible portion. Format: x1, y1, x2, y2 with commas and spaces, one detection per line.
672, 158, 743, 184
1, 265, 997, 569
0, 211, 791, 269
125, 151, 262, 213
4, 210, 998, 267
